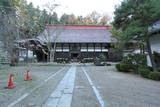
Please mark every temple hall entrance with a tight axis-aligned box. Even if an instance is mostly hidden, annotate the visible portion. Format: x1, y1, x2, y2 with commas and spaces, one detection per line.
71, 52, 80, 62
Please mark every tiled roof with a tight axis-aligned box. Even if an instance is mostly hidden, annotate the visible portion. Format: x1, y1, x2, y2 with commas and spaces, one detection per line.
38, 25, 112, 43
148, 20, 160, 32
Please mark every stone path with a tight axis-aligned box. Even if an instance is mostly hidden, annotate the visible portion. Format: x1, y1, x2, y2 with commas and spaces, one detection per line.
43, 65, 76, 107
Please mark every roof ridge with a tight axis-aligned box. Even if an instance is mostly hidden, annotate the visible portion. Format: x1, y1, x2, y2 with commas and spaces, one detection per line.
45, 25, 112, 29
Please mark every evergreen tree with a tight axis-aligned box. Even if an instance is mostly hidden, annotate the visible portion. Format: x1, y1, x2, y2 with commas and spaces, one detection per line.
113, 0, 160, 71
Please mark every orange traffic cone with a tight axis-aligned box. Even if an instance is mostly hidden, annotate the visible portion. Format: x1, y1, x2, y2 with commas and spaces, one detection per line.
25, 70, 32, 81
8, 73, 14, 89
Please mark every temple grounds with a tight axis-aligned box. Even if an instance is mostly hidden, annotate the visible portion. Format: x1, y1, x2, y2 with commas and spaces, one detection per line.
0, 63, 160, 107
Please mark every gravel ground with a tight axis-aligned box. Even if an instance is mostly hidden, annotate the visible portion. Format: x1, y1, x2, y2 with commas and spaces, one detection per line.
0, 64, 160, 107
0, 64, 67, 107
71, 66, 100, 107
83, 65, 160, 107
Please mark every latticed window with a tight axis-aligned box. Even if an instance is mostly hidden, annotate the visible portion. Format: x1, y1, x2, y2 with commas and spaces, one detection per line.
102, 44, 108, 52
81, 44, 87, 52
56, 44, 62, 52
63, 44, 69, 52
88, 44, 94, 52
70, 44, 80, 51
95, 44, 101, 52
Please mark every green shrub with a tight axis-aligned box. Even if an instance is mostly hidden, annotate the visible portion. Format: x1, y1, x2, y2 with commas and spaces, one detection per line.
116, 64, 121, 71
116, 63, 137, 72
138, 65, 153, 72
98, 54, 107, 61
133, 54, 147, 65
120, 64, 134, 72
56, 58, 63, 63
139, 68, 150, 78
83, 58, 94, 63
148, 72, 160, 81
106, 63, 112, 66
122, 54, 147, 65
146, 66, 153, 71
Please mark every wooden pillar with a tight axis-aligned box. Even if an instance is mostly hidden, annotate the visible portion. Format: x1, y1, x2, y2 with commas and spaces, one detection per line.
42, 52, 45, 62
101, 43, 102, 53
61, 43, 63, 60
80, 43, 82, 61
87, 43, 88, 52
69, 43, 70, 52
69, 43, 71, 61
94, 43, 96, 58
62, 43, 63, 52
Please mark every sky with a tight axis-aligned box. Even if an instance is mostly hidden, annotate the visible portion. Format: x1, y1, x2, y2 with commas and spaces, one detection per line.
26, 0, 122, 19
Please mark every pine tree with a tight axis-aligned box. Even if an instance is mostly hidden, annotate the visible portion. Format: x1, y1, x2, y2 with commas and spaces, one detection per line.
113, 0, 160, 71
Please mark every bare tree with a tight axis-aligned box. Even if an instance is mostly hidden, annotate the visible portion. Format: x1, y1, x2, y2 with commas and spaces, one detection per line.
40, 26, 64, 62
42, 1, 63, 62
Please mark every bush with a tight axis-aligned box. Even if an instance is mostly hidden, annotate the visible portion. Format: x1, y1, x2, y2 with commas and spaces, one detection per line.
120, 64, 134, 72
122, 54, 147, 65
56, 58, 63, 63
116, 64, 121, 71
139, 68, 150, 78
138, 65, 153, 71
83, 58, 94, 63
106, 63, 112, 66
147, 66, 153, 71
98, 54, 106, 61
148, 72, 160, 81
116, 63, 136, 72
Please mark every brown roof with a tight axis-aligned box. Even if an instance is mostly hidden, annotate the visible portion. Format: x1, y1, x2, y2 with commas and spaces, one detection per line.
37, 25, 112, 43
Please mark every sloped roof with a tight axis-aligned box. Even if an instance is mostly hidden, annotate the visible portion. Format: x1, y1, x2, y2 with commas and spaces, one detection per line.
37, 25, 112, 43
148, 20, 160, 32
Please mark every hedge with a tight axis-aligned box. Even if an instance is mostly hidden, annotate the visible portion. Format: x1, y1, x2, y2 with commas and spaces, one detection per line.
139, 68, 150, 78
116, 61, 160, 81
116, 63, 136, 72
138, 65, 153, 71
148, 72, 160, 81
116, 64, 121, 71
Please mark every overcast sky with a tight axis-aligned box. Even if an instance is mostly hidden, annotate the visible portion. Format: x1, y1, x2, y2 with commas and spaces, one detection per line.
26, 0, 122, 19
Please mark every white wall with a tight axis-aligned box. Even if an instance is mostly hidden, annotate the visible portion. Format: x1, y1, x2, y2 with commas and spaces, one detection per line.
150, 34, 160, 53
147, 34, 160, 66
19, 50, 34, 58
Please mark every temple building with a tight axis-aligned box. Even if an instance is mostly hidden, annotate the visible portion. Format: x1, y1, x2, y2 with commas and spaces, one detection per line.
17, 25, 115, 62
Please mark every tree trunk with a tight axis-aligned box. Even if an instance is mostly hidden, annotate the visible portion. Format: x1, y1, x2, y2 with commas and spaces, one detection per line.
52, 42, 57, 62
49, 51, 53, 62
47, 53, 50, 62
47, 49, 50, 62
146, 37, 157, 71
49, 43, 56, 62
26, 43, 29, 64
